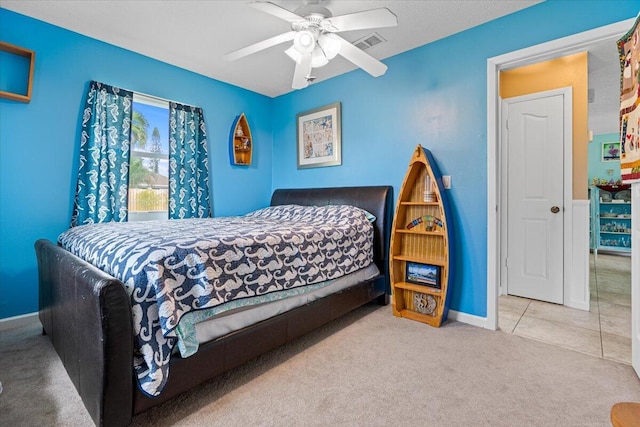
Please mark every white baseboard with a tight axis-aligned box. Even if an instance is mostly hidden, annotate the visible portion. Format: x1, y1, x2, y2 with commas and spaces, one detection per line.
448, 309, 488, 329
2, 309, 491, 333
0, 312, 39, 331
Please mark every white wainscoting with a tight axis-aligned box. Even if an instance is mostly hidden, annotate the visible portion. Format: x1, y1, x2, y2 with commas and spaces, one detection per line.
566, 200, 590, 311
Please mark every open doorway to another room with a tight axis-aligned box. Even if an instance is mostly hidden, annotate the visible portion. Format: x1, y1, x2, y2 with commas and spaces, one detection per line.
490, 23, 633, 365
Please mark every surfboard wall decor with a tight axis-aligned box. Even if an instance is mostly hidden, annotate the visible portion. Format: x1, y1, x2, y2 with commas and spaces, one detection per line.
390, 144, 454, 327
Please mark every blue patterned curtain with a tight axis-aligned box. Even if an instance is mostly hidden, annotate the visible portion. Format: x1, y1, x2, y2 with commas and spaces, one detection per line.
71, 81, 133, 227
168, 103, 211, 219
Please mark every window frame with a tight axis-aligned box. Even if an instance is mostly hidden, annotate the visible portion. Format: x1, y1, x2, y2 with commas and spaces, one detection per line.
128, 93, 170, 221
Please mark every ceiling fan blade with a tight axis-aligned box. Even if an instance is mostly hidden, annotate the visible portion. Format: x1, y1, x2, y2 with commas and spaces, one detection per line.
292, 54, 312, 89
251, 1, 304, 23
324, 8, 397, 32
335, 36, 387, 77
224, 31, 296, 61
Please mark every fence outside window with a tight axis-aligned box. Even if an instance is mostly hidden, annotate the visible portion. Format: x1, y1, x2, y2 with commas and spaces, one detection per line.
128, 187, 168, 212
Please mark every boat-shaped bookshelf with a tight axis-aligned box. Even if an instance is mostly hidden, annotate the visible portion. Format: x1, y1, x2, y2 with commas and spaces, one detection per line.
390, 145, 454, 327
229, 113, 252, 166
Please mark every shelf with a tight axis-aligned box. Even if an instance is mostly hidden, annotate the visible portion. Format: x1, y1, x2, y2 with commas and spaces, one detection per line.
394, 229, 444, 236
397, 309, 439, 326
591, 185, 632, 253
390, 145, 453, 328
229, 113, 252, 166
596, 184, 631, 192
394, 281, 442, 295
392, 255, 446, 266
0, 42, 35, 103
598, 245, 631, 252
400, 201, 440, 206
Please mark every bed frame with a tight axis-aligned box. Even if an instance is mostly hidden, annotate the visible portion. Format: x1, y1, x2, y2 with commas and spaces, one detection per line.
36, 186, 393, 426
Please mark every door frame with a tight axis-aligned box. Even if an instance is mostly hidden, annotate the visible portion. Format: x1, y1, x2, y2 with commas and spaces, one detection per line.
500, 87, 572, 305
486, 18, 635, 331
632, 183, 639, 377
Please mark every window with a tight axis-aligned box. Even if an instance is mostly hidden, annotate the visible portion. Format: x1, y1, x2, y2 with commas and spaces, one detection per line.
129, 93, 170, 221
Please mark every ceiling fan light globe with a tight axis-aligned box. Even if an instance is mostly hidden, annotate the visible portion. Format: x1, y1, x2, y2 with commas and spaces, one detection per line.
318, 33, 342, 60
311, 48, 329, 68
294, 30, 316, 54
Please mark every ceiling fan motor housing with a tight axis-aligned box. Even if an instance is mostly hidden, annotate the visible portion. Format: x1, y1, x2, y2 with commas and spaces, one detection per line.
293, 4, 332, 20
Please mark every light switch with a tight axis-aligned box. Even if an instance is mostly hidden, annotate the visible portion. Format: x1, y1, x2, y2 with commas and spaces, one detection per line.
442, 175, 451, 189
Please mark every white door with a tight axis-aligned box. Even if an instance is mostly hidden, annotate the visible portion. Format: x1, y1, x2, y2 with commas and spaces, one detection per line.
632, 183, 640, 376
502, 91, 565, 304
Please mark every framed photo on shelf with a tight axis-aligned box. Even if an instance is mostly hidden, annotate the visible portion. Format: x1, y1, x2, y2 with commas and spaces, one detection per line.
602, 141, 621, 162
405, 261, 441, 289
296, 102, 341, 169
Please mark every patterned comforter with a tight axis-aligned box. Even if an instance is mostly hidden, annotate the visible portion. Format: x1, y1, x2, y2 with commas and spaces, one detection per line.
57, 204, 374, 396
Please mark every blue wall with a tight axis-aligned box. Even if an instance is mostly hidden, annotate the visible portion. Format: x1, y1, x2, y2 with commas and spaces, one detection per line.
271, 1, 640, 317
1, 1, 639, 320
589, 132, 623, 184
0, 9, 274, 319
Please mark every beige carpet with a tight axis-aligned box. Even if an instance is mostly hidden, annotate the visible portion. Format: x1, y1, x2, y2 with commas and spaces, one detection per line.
2, 304, 640, 426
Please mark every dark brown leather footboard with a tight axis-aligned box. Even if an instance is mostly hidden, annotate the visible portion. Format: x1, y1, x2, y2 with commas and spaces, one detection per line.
36, 185, 393, 426
36, 239, 134, 427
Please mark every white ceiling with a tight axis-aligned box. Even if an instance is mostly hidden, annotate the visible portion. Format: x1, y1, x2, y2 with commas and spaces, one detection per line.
1, 0, 624, 133
1, 0, 544, 98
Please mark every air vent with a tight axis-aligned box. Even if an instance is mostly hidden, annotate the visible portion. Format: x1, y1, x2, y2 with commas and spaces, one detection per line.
353, 32, 386, 51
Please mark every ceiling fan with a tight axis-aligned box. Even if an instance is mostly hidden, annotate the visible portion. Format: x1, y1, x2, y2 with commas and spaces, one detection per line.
224, 1, 398, 90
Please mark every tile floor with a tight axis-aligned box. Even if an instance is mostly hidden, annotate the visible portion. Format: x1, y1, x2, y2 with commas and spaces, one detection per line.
499, 252, 631, 364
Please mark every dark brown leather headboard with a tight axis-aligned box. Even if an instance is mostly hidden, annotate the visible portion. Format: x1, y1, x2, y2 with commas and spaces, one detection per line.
270, 186, 393, 293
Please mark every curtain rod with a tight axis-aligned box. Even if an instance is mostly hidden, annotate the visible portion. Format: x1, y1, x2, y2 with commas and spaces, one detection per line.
125, 87, 200, 109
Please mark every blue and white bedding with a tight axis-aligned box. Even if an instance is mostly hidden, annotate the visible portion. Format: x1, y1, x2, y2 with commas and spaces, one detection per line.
175, 262, 380, 357
57, 204, 374, 397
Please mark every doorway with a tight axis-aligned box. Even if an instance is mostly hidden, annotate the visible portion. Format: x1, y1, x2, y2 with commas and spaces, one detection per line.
486, 17, 635, 330
487, 18, 638, 374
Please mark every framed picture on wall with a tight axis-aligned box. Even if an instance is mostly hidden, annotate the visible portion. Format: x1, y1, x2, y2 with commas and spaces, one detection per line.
296, 102, 341, 169
602, 141, 621, 162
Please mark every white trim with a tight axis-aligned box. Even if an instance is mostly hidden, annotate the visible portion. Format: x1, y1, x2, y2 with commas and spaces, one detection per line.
568, 200, 590, 311
448, 309, 487, 329
132, 92, 171, 108
486, 56, 499, 331
486, 18, 635, 331
632, 183, 640, 376
0, 312, 39, 331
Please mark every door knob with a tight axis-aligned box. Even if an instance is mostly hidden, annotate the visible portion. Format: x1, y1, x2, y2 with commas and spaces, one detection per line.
550, 206, 560, 213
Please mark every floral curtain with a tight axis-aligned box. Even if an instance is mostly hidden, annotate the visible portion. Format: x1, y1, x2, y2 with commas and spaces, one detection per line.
71, 81, 133, 227
168, 103, 211, 219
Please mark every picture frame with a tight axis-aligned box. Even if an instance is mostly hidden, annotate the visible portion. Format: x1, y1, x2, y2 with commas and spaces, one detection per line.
405, 261, 441, 289
602, 141, 621, 162
296, 102, 341, 169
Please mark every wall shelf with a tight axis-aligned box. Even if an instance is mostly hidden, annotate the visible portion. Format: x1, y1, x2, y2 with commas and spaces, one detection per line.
0, 41, 35, 103
229, 113, 252, 166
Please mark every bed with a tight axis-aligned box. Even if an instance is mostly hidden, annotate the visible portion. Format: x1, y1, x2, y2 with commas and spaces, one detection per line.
36, 185, 393, 426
